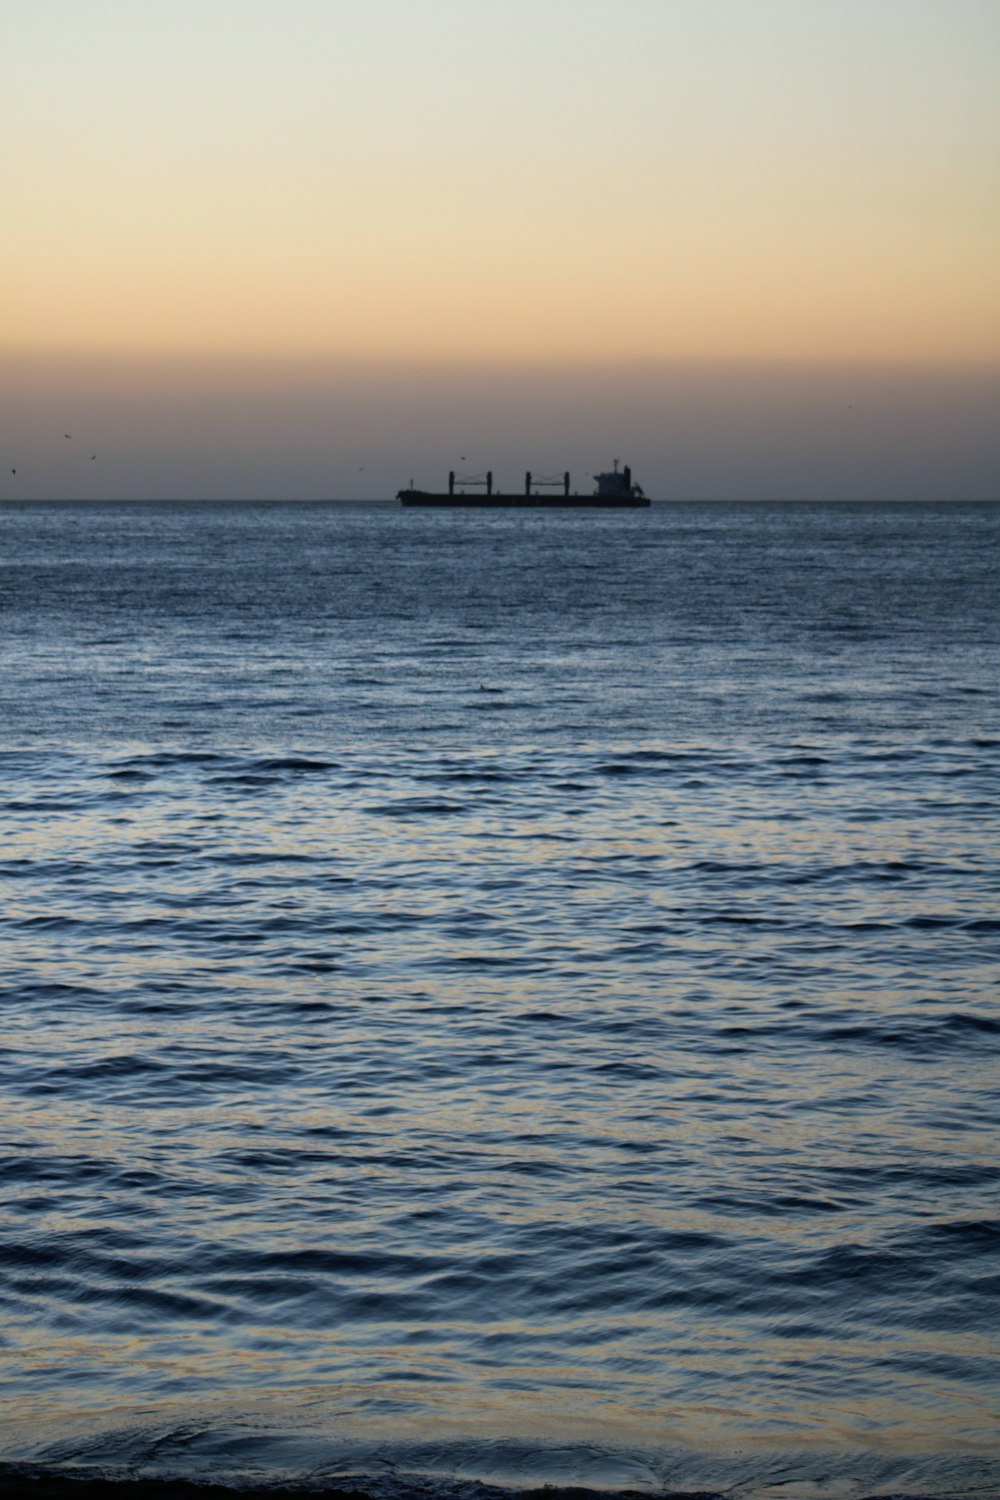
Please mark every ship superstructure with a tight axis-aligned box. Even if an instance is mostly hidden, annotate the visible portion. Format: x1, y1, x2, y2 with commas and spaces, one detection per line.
593, 459, 644, 501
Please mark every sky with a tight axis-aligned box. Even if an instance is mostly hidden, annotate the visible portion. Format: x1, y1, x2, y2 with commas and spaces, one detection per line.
3, 0, 999, 499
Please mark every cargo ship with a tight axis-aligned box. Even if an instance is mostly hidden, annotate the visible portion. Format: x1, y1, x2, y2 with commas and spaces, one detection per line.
398, 459, 648, 507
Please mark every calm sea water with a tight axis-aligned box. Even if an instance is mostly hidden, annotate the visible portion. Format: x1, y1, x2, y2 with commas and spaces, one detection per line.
0, 501, 998, 1497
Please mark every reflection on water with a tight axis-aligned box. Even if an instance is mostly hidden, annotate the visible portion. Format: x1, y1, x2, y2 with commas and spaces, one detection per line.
0, 502, 998, 1495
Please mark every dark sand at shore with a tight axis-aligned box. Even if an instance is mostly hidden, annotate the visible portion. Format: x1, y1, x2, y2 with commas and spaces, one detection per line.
1, 1473, 712, 1500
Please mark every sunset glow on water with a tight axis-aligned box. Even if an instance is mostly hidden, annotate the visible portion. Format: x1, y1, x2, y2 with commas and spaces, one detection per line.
0, 500, 997, 1495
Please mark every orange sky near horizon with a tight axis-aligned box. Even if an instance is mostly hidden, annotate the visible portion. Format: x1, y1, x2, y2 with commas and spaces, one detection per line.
4, 0, 999, 368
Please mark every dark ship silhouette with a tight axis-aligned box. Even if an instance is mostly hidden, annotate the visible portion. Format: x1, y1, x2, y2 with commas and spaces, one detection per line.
398, 459, 648, 507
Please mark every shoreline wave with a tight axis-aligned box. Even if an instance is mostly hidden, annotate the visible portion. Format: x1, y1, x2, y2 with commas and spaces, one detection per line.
4, 1425, 1000, 1500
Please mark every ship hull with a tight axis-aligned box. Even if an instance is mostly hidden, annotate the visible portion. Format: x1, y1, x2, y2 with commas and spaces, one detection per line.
398, 491, 650, 508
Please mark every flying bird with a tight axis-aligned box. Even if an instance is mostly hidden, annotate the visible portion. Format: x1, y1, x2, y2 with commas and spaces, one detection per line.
64, 433, 72, 439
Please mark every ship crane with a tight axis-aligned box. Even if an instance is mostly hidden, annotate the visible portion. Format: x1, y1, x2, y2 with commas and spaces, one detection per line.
525, 470, 571, 498
448, 470, 493, 496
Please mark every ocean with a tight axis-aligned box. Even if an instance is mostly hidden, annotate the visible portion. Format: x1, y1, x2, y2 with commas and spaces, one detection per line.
0, 499, 997, 1498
